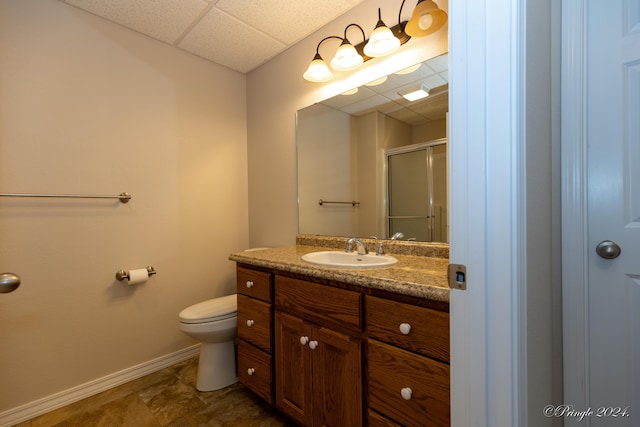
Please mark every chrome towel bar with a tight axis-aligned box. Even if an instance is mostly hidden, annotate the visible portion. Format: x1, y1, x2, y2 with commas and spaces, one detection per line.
0, 192, 131, 203
318, 199, 360, 207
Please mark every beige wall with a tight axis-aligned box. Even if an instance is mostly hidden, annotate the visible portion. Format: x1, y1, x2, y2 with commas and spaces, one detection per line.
0, 0, 248, 412
246, 0, 448, 247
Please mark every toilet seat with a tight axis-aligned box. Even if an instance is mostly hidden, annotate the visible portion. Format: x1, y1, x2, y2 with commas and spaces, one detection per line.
179, 294, 237, 324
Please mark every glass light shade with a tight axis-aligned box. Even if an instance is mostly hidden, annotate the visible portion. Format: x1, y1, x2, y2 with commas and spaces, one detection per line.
363, 25, 401, 57
303, 55, 333, 82
330, 42, 363, 71
405, 0, 448, 37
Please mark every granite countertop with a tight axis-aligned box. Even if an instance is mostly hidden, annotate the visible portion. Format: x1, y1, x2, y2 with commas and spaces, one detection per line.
229, 240, 450, 303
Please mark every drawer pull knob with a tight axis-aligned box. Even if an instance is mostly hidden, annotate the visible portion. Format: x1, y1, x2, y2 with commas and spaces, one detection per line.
401, 387, 413, 400
246, 280, 254, 288
309, 340, 319, 350
399, 323, 412, 335
247, 367, 255, 376
246, 319, 255, 327
300, 336, 309, 345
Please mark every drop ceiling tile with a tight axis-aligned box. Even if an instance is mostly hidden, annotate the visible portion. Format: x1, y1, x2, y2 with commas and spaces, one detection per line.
387, 107, 430, 125
341, 94, 394, 115
321, 86, 377, 110
408, 92, 448, 120
63, 0, 210, 44
425, 52, 449, 73
178, 8, 286, 73
215, 0, 367, 44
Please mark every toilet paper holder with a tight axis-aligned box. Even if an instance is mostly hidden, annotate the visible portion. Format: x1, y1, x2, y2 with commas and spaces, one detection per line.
115, 266, 156, 281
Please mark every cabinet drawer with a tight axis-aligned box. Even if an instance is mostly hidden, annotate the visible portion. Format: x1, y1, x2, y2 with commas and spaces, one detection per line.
366, 295, 449, 362
275, 275, 362, 331
368, 409, 402, 427
237, 267, 272, 302
237, 294, 272, 352
368, 339, 450, 427
238, 339, 272, 404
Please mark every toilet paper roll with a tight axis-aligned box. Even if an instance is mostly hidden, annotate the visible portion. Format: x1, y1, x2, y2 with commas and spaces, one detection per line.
127, 268, 149, 285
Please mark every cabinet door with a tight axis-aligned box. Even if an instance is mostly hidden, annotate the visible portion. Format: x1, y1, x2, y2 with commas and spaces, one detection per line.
274, 311, 312, 426
311, 326, 362, 427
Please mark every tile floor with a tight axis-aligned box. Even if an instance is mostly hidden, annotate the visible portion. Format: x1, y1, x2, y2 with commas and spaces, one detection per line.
14, 357, 296, 427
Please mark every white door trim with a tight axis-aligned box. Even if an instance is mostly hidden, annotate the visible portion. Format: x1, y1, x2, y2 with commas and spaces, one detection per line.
560, 0, 590, 415
449, 0, 525, 425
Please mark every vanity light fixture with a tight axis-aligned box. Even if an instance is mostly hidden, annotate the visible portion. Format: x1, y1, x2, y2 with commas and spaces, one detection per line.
303, 35, 342, 82
330, 24, 366, 71
405, 0, 448, 37
399, 84, 430, 101
304, 0, 447, 83
363, 8, 401, 57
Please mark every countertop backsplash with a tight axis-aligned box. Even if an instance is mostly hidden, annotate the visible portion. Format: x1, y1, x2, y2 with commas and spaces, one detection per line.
296, 234, 449, 258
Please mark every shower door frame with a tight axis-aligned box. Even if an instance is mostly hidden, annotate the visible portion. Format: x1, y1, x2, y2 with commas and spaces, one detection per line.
384, 138, 447, 242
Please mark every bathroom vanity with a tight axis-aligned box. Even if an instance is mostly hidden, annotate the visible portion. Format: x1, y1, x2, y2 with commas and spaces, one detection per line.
230, 237, 450, 427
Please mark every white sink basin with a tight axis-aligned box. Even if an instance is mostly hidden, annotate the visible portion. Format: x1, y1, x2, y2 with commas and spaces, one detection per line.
301, 251, 398, 268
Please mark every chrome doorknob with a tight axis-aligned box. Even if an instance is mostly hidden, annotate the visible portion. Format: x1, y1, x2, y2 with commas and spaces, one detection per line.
596, 240, 622, 259
0, 273, 21, 293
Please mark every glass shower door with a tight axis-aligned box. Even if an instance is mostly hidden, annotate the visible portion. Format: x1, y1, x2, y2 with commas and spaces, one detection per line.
386, 142, 447, 242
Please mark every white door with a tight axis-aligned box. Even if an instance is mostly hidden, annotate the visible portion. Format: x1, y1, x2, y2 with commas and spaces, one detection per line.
577, 0, 640, 425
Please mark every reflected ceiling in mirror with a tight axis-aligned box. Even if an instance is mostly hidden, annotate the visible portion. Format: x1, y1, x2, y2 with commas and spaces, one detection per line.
320, 53, 448, 126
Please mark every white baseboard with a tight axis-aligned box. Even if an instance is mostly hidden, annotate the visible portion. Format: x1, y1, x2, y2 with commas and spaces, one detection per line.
0, 344, 200, 427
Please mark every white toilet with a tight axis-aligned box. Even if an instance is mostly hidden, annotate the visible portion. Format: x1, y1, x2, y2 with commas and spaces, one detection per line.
178, 293, 238, 391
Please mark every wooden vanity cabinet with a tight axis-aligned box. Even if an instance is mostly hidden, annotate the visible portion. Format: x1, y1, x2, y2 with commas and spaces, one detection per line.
366, 295, 451, 427
236, 266, 274, 403
235, 264, 450, 427
274, 275, 363, 427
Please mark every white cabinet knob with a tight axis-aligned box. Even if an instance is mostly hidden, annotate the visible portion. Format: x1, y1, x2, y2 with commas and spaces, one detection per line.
399, 323, 412, 335
309, 340, 319, 350
300, 336, 309, 345
247, 367, 255, 376
246, 280, 254, 288
401, 387, 412, 400
246, 319, 255, 327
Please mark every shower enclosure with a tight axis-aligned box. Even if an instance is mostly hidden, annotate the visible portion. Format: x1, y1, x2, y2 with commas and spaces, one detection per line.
386, 140, 448, 242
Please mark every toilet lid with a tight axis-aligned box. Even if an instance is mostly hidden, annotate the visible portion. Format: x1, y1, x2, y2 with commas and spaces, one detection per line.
179, 294, 237, 324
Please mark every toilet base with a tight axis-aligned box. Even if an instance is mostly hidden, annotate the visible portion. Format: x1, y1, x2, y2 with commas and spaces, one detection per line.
195, 340, 237, 392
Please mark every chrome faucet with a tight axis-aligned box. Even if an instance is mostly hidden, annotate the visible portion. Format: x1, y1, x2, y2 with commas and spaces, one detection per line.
390, 232, 404, 240
346, 237, 368, 255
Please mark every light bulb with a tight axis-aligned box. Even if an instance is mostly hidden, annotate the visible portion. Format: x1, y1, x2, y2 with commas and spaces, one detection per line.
419, 13, 434, 30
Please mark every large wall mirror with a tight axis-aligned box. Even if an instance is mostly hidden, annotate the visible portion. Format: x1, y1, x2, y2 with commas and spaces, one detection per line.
296, 53, 448, 243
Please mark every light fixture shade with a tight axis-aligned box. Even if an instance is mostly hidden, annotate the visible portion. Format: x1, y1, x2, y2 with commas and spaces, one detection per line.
303, 53, 333, 82
364, 24, 401, 57
405, 0, 448, 37
330, 41, 364, 71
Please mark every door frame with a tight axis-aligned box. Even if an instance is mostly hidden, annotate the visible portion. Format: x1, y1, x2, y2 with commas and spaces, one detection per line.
449, 0, 526, 425
560, 0, 591, 414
